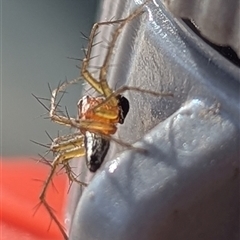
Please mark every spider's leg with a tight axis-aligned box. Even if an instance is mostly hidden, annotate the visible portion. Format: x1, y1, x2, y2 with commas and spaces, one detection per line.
102, 133, 147, 153
81, 19, 128, 96
49, 79, 82, 127
39, 134, 86, 240
51, 133, 85, 153
81, 1, 151, 98
51, 133, 87, 185
64, 162, 88, 187
79, 119, 117, 135
93, 86, 173, 117
81, 16, 131, 96
39, 155, 68, 240
99, 4, 147, 101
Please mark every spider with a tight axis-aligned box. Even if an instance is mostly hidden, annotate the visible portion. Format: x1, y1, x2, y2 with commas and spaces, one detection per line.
33, 0, 172, 239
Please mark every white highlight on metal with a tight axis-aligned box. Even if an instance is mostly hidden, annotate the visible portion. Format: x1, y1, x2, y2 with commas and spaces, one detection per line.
109, 159, 119, 173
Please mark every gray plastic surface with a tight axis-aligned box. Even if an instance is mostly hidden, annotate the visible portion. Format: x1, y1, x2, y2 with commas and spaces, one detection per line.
162, 0, 240, 57
67, 0, 240, 239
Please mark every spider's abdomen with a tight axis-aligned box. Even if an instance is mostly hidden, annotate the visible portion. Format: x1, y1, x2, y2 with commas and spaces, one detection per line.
84, 131, 110, 172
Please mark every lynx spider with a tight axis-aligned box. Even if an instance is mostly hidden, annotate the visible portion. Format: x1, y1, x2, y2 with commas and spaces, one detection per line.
34, 1, 172, 239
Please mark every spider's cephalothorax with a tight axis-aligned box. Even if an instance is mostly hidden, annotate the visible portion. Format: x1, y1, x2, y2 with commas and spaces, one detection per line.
78, 95, 129, 132
78, 94, 129, 172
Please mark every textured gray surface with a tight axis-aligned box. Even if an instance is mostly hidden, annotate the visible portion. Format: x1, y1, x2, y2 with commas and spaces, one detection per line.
67, 0, 240, 239
163, 0, 240, 57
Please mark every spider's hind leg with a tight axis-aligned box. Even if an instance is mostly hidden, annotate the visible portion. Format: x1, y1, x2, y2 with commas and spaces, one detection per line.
38, 133, 87, 240
38, 155, 68, 240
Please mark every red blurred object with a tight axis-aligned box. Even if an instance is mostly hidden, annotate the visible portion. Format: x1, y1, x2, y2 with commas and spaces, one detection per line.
0, 157, 68, 240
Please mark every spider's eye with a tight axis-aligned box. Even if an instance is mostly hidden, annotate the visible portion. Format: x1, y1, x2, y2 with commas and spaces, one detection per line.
117, 95, 130, 124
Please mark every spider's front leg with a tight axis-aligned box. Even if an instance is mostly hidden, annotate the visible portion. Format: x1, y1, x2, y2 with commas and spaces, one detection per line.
80, 6, 146, 98
81, 17, 130, 98
49, 79, 82, 128
99, 4, 146, 87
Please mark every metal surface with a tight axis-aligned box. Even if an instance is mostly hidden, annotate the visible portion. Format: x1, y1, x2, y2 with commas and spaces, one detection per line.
67, 0, 240, 239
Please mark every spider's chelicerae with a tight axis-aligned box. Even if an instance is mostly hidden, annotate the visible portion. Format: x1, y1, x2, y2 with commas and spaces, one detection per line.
33, 1, 173, 239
